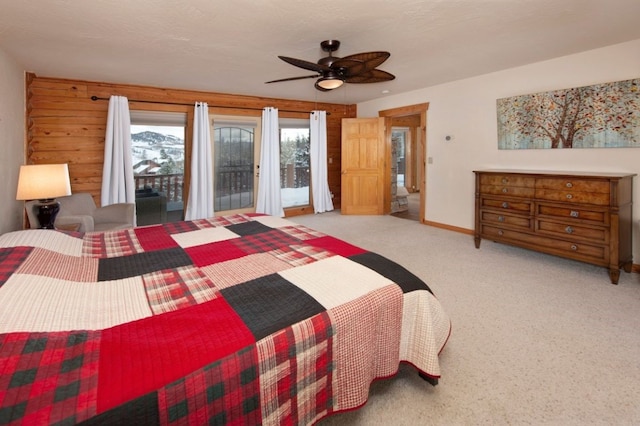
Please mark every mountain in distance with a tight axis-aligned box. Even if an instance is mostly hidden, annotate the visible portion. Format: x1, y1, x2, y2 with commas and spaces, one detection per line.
132, 131, 183, 146
131, 131, 184, 173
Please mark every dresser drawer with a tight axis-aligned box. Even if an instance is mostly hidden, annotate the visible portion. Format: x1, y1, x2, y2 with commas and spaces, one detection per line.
480, 210, 533, 230
480, 185, 535, 198
481, 224, 607, 263
480, 174, 535, 188
535, 189, 610, 205
536, 178, 610, 193
480, 196, 532, 214
536, 203, 609, 226
536, 219, 608, 244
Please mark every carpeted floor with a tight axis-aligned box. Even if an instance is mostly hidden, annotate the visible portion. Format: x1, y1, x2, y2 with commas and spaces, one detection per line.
291, 211, 640, 425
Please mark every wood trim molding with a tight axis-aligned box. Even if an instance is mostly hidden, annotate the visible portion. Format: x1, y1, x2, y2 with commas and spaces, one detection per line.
421, 220, 474, 235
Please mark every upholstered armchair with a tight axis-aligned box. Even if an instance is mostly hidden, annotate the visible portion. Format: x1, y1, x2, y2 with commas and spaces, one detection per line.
26, 193, 135, 232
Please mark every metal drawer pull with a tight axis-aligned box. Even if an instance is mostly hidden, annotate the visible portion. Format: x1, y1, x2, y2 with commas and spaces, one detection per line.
565, 226, 573, 234
498, 216, 505, 222
502, 202, 509, 208
498, 230, 504, 236
566, 182, 573, 188
501, 178, 508, 184
570, 210, 579, 218
502, 188, 508, 193
566, 194, 573, 199
570, 244, 578, 251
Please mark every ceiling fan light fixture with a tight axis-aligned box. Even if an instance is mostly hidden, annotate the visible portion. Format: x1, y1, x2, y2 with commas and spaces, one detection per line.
315, 76, 344, 90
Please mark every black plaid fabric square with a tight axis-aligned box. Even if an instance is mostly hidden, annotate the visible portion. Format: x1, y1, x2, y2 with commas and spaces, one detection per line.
231, 229, 300, 255
226, 221, 273, 237
157, 345, 261, 425
98, 247, 193, 281
349, 251, 433, 294
220, 274, 325, 341
0, 247, 32, 288
0, 331, 100, 425
77, 393, 159, 426
162, 220, 201, 235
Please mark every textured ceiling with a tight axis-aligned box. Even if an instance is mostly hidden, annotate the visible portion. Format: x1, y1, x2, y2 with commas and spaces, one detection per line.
2, 0, 640, 104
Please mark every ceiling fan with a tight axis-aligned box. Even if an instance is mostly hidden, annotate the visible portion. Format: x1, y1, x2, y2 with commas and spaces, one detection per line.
265, 40, 395, 91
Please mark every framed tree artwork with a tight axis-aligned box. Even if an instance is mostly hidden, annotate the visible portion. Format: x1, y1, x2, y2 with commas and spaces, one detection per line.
497, 78, 639, 149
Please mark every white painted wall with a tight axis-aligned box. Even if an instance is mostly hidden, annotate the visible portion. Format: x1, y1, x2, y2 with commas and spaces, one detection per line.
358, 39, 640, 261
0, 47, 26, 234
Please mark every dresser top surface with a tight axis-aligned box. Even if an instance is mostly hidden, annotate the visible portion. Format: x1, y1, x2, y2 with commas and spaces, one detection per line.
473, 169, 636, 179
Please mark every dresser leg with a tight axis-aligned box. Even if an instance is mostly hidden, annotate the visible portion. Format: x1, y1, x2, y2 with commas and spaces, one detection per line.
609, 268, 620, 285
474, 236, 481, 249
622, 261, 632, 273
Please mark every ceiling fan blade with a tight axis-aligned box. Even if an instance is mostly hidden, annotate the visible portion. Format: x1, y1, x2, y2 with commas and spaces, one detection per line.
278, 56, 331, 73
337, 51, 390, 72
345, 69, 395, 84
265, 74, 319, 84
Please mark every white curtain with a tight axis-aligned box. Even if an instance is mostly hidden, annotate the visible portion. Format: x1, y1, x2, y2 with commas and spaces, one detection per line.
256, 107, 284, 217
101, 95, 135, 219
185, 102, 214, 220
310, 110, 334, 213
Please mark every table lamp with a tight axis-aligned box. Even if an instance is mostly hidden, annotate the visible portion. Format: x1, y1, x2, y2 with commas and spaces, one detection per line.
16, 164, 72, 229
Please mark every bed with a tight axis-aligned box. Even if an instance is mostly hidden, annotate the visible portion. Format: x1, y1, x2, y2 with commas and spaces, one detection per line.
0, 213, 450, 425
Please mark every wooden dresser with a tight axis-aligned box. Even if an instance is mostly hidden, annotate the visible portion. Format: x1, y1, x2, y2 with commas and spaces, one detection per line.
474, 170, 635, 284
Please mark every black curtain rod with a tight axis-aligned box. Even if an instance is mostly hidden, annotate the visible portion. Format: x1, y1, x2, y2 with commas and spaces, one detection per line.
90, 96, 330, 115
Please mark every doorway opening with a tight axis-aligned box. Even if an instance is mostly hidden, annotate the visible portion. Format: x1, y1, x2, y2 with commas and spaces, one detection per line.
379, 104, 428, 222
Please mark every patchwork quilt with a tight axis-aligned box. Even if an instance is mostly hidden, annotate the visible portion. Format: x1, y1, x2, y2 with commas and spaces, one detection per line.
0, 214, 450, 425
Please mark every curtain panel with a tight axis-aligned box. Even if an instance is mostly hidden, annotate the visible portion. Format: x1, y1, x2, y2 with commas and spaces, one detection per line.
256, 107, 284, 217
101, 95, 136, 224
185, 102, 214, 220
310, 110, 334, 213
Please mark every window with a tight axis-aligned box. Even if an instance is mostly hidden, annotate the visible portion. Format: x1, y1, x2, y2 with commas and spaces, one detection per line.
130, 111, 186, 225
280, 119, 310, 208
212, 116, 260, 214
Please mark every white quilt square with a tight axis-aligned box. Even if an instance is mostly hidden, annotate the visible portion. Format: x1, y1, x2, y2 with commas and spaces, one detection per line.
278, 256, 394, 310
170, 226, 240, 248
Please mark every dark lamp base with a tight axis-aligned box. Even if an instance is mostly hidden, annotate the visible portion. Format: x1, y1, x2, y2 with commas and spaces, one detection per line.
33, 199, 61, 229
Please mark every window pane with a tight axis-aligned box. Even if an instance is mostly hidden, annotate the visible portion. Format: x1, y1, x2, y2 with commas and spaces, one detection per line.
280, 128, 310, 208
213, 125, 255, 212
131, 124, 185, 225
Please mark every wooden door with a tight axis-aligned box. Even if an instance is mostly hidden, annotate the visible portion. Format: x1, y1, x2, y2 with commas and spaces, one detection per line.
341, 117, 387, 215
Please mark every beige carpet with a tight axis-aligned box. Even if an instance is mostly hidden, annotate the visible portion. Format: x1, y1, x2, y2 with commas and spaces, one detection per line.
290, 211, 640, 425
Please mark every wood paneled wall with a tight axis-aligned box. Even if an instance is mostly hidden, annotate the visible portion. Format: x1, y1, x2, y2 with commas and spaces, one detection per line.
25, 73, 356, 212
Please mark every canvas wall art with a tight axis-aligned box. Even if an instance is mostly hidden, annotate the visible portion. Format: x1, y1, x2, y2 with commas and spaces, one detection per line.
497, 78, 639, 149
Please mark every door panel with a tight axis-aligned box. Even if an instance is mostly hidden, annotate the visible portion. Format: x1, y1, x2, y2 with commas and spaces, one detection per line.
341, 118, 386, 215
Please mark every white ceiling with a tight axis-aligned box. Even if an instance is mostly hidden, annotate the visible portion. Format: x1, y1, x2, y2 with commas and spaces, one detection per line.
2, 0, 640, 104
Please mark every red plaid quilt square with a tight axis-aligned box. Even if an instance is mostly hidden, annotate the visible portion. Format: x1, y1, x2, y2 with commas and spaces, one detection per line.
272, 244, 336, 267
134, 225, 179, 252
143, 265, 219, 314
204, 214, 252, 227
0, 247, 32, 288
277, 224, 327, 241
158, 345, 261, 425
81, 229, 143, 258
0, 331, 100, 425
231, 229, 299, 255
257, 312, 334, 425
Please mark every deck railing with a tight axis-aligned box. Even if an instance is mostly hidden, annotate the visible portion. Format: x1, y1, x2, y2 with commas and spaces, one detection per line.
135, 165, 309, 203
134, 174, 183, 203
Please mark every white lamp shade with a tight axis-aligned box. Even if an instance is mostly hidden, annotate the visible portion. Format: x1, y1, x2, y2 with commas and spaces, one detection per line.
16, 164, 72, 200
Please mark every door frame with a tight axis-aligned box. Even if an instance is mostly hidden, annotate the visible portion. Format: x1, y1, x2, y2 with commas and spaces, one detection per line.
378, 103, 429, 222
